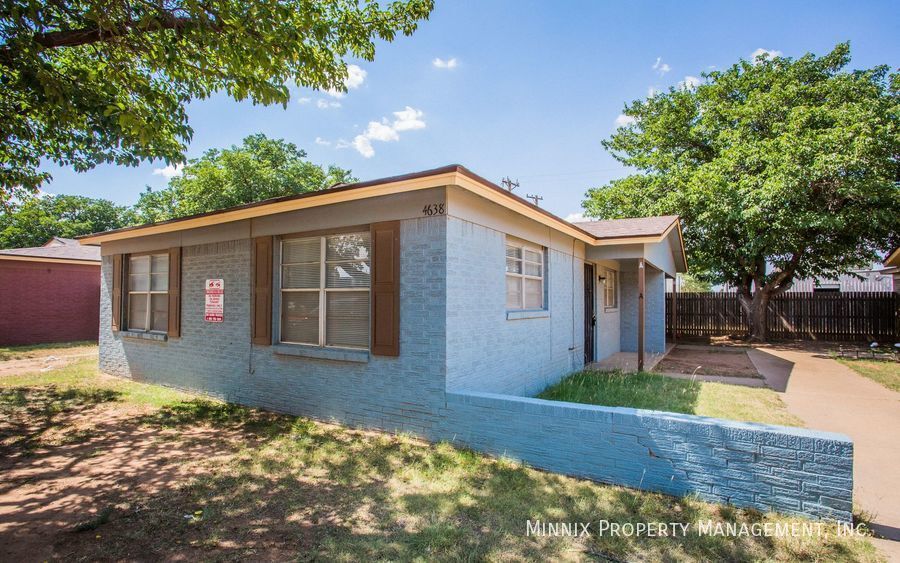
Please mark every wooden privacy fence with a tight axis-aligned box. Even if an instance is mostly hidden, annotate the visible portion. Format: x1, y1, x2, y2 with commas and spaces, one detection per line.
666, 292, 900, 342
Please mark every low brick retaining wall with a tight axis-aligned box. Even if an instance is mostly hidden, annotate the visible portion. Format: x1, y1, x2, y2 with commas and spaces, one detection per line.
444, 391, 853, 521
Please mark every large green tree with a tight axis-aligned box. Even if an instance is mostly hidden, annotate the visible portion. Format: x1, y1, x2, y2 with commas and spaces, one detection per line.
0, 0, 432, 207
0, 194, 134, 248
133, 134, 354, 222
583, 43, 900, 341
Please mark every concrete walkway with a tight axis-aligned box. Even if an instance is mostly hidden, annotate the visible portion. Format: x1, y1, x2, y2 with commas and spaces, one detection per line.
749, 347, 900, 559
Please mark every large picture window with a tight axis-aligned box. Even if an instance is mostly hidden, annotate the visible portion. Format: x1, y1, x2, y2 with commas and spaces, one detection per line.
127, 253, 169, 332
505, 238, 545, 310
280, 232, 371, 349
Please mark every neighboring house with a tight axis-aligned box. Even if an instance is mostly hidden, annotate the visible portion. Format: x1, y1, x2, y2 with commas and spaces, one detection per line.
785, 263, 896, 293
79, 165, 686, 436
0, 237, 101, 346
884, 248, 900, 292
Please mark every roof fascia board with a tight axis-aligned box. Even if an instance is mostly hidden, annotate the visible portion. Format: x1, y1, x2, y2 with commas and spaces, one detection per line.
79, 171, 458, 244
0, 255, 100, 265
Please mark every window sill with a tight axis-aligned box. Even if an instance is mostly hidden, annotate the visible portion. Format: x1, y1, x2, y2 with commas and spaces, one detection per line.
506, 309, 550, 321
119, 330, 168, 342
273, 343, 369, 363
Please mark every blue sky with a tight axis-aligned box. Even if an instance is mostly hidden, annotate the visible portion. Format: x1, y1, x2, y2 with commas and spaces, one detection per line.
40, 0, 899, 220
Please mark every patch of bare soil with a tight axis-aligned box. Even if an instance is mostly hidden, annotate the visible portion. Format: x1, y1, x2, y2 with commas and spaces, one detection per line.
655, 346, 762, 378
0, 352, 97, 377
0, 398, 253, 562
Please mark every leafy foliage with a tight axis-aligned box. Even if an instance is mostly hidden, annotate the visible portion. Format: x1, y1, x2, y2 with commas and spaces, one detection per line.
677, 273, 712, 293
583, 43, 900, 338
0, 0, 433, 206
0, 195, 134, 248
133, 134, 354, 222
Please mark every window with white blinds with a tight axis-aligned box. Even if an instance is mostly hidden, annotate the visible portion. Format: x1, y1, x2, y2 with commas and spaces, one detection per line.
126, 253, 169, 332
280, 232, 371, 349
505, 238, 545, 310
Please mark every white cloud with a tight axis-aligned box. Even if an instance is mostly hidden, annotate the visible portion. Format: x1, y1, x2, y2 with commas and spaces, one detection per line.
335, 139, 352, 149
750, 48, 782, 62
648, 87, 659, 98
317, 99, 341, 109
352, 136, 375, 158
391, 106, 426, 131
652, 57, 671, 75
362, 120, 400, 142
678, 75, 701, 89
326, 64, 367, 97
349, 106, 427, 158
152, 163, 184, 179
314, 137, 331, 146
297, 97, 312, 105
432, 57, 458, 69
565, 212, 587, 223
614, 114, 636, 127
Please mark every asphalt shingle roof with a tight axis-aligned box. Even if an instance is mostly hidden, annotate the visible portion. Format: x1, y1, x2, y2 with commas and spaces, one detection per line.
0, 237, 100, 262
573, 215, 679, 239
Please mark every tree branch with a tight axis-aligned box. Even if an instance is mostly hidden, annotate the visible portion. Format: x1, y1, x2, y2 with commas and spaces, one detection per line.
30, 15, 211, 50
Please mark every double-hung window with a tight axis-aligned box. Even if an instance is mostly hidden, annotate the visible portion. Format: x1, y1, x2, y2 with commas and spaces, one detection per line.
505, 238, 545, 310
127, 253, 169, 332
280, 231, 371, 349
603, 269, 618, 309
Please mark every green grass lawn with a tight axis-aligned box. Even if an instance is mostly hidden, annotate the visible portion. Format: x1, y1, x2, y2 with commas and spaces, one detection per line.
836, 358, 900, 393
537, 370, 805, 427
0, 360, 880, 561
0, 340, 98, 361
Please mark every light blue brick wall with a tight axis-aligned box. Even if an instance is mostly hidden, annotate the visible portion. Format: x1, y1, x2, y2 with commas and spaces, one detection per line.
443, 391, 854, 522
445, 217, 583, 396
620, 268, 666, 354
99, 217, 448, 438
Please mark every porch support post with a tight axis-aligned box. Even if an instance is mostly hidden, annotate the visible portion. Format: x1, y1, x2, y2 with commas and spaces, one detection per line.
638, 258, 645, 372
672, 274, 677, 345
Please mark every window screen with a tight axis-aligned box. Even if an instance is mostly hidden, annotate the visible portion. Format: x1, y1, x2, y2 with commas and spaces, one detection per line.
505, 238, 545, 310
281, 232, 371, 349
127, 253, 168, 332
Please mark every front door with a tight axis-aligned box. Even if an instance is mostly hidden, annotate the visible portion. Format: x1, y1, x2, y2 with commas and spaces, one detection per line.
583, 264, 595, 365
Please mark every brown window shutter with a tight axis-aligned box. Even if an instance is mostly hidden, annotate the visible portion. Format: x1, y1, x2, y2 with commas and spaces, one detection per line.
111, 254, 123, 331
251, 236, 273, 345
371, 221, 400, 356
167, 247, 182, 337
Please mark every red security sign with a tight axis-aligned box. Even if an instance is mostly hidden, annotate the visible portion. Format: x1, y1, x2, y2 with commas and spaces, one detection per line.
204, 278, 224, 322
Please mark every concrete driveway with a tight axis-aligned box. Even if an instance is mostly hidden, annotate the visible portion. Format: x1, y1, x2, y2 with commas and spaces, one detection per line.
749, 347, 900, 559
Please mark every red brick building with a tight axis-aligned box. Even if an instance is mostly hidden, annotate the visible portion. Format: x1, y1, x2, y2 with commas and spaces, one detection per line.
0, 237, 101, 346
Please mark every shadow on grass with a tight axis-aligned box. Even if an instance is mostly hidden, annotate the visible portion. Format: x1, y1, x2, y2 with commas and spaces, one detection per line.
137, 398, 294, 438
49, 414, 875, 562
0, 385, 121, 455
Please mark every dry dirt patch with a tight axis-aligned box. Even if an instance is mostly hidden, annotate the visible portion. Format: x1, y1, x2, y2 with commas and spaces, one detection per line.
0, 394, 260, 562
655, 345, 762, 378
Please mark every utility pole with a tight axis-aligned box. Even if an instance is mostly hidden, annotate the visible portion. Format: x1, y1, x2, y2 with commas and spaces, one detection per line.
526, 193, 543, 207
500, 177, 519, 192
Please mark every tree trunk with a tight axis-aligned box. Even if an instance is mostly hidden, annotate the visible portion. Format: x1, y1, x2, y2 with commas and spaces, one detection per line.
739, 288, 771, 342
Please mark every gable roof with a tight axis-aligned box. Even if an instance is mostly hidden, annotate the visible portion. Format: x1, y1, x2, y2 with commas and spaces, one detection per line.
0, 237, 100, 264
885, 248, 900, 268
573, 215, 679, 240
75, 164, 686, 271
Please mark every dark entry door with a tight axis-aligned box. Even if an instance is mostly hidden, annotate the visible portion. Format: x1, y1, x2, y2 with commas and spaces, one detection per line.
583, 264, 595, 365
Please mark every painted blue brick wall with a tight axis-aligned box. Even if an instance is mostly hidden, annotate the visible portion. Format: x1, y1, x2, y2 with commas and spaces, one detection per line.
445, 217, 583, 396
442, 391, 854, 522
620, 268, 666, 354
100, 217, 448, 439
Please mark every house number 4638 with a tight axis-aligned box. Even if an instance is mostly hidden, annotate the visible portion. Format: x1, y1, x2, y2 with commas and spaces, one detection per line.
422, 203, 445, 216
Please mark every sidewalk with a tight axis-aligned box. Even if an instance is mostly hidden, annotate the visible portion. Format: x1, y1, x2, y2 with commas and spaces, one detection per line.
749, 347, 900, 559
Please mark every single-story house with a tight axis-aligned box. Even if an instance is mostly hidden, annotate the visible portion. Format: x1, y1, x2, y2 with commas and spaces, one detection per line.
0, 237, 101, 346
79, 164, 686, 433
76, 170, 859, 523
